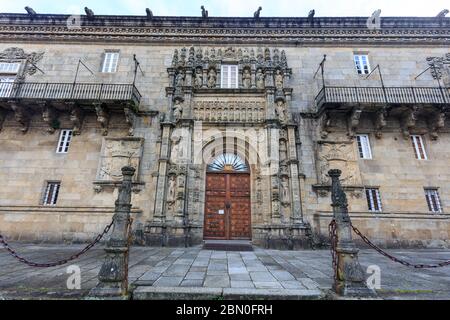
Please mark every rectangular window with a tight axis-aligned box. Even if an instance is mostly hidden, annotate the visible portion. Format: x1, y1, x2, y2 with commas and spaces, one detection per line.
43, 182, 61, 206
411, 135, 427, 160
221, 65, 238, 89
366, 188, 382, 212
356, 134, 373, 159
56, 130, 73, 153
101, 51, 119, 73
0, 62, 20, 73
354, 54, 371, 75
425, 189, 442, 213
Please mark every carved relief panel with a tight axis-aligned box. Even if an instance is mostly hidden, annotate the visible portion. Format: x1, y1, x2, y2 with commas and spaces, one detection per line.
95, 137, 144, 183
316, 141, 362, 186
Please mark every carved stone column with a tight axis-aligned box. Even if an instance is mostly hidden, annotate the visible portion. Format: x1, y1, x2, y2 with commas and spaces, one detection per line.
329, 169, 375, 297
287, 126, 303, 224
89, 166, 135, 299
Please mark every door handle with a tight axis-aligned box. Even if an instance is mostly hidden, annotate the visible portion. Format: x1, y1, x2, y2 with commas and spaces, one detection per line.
225, 202, 231, 209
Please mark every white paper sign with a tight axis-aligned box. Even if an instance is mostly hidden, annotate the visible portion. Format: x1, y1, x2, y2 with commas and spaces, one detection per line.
218, 210, 225, 215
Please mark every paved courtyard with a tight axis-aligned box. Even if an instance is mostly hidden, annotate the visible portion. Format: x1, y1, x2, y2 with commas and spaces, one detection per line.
0, 243, 449, 300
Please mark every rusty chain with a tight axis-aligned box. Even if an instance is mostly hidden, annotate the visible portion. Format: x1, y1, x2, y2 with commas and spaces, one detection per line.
328, 219, 338, 281
350, 223, 450, 269
0, 218, 115, 268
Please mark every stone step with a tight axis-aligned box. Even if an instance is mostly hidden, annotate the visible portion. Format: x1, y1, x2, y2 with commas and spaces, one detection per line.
202, 240, 254, 252
132, 286, 325, 300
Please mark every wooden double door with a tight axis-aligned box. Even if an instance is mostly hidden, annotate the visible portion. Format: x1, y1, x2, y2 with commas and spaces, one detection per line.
203, 172, 252, 240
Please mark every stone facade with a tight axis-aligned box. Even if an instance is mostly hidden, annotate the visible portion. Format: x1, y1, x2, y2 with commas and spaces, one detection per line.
0, 13, 449, 248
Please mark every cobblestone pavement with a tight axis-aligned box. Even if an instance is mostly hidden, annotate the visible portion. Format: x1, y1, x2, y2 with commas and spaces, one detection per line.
0, 243, 449, 300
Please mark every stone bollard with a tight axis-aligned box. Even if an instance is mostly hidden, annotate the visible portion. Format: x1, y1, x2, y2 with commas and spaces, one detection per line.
89, 166, 135, 299
328, 169, 376, 297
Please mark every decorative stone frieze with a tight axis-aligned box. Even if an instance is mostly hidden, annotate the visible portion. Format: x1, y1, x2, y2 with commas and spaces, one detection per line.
0, 47, 44, 82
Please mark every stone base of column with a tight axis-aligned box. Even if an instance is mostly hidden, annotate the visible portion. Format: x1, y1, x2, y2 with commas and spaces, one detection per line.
144, 222, 203, 247
88, 247, 130, 299
334, 247, 376, 297
253, 224, 313, 250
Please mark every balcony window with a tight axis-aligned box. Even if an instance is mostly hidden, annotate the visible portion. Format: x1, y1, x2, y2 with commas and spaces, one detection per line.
221, 65, 238, 89
0, 62, 20, 97
354, 54, 371, 75
102, 51, 119, 73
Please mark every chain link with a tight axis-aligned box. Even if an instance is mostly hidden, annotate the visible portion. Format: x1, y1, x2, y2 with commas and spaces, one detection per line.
329, 219, 338, 281
350, 223, 450, 269
0, 218, 115, 268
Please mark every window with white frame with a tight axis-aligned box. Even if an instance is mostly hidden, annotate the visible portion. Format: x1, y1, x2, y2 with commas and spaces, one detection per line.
0, 62, 20, 97
425, 189, 442, 213
411, 135, 427, 160
43, 181, 61, 206
353, 54, 371, 75
221, 65, 238, 89
366, 188, 383, 212
101, 51, 119, 73
356, 134, 373, 159
56, 130, 73, 154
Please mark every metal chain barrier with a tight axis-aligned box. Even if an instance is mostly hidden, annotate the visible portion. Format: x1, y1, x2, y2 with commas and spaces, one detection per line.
350, 223, 450, 269
0, 218, 114, 268
329, 219, 338, 280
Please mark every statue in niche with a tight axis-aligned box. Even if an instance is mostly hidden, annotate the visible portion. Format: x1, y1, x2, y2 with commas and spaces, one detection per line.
194, 68, 203, 88
171, 134, 185, 162
167, 176, 176, 203
256, 69, 265, 89
173, 100, 183, 122
275, 69, 284, 90
242, 68, 251, 88
275, 100, 288, 124
281, 177, 290, 203
207, 68, 216, 88
175, 72, 184, 88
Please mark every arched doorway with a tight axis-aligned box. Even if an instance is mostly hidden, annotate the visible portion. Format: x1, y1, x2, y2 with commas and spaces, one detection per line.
203, 154, 252, 240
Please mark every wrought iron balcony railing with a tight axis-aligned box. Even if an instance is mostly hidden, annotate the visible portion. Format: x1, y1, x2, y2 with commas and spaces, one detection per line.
315, 86, 450, 109
0, 82, 141, 107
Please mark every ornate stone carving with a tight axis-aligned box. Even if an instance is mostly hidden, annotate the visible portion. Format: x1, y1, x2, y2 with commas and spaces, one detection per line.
427, 53, 450, 85
207, 68, 216, 88
69, 106, 84, 135
242, 68, 251, 89
41, 103, 57, 134
124, 107, 136, 136
275, 100, 288, 125
256, 69, 265, 89
317, 142, 361, 186
95, 104, 109, 136
172, 100, 183, 122
320, 111, 332, 139
400, 106, 418, 139
374, 107, 388, 139
192, 98, 265, 123
96, 138, 144, 183
10, 103, 29, 133
347, 107, 362, 138
0, 47, 44, 81
428, 110, 446, 140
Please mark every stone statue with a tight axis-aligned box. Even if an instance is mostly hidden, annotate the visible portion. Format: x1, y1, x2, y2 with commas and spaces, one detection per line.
256, 69, 265, 89
175, 72, 184, 88
146, 8, 153, 19
254, 7, 262, 18
279, 139, 287, 162
207, 68, 216, 88
167, 176, 176, 202
281, 177, 290, 203
275, 69, 284, 90
173, 100, 183, 122
201, 6, 208, 18
194, 68, 203, 88
308, 10, 315, 23
436, 9, 449, 18
84, 7, 94, 19
25, 6, 36, 16
276, 100, 287, 124
242, 68, 251, 88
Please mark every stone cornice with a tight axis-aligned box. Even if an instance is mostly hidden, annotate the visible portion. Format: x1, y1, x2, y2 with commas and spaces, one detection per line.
0, 14, 449, 45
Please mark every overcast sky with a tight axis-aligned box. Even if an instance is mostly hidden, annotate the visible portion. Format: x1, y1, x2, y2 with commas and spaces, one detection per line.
0, 0, 448, 17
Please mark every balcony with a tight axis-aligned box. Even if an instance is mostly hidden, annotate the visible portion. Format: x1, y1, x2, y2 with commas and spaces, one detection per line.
0, 82, 141, 107
315, 86, 450, 110
0, 82, 142, 135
